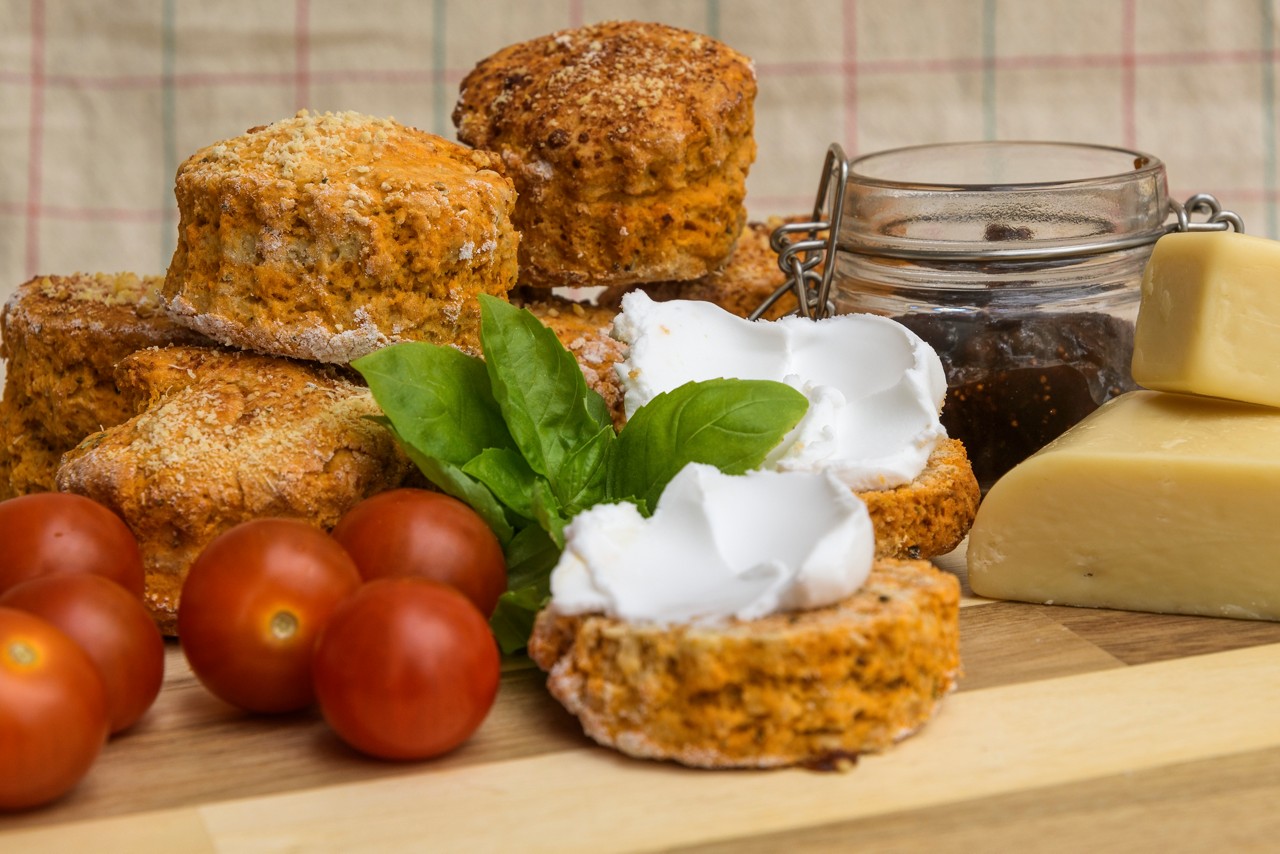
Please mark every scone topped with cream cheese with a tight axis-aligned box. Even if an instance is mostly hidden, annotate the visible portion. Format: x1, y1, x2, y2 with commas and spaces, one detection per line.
163, 110, 519, 363
453, 21, 756, 288
529, 465, 961, 769
613, 292, 980, 559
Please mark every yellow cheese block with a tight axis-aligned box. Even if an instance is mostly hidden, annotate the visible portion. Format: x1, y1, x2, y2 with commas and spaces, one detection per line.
1132, 231, 1280, 408
968, 389, 1280, 620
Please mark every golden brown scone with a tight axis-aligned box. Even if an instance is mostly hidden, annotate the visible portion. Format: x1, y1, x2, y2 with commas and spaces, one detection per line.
1, 272, 211, 448
0, 273, 210, 497
56, 346, 412, 633
0, 406, 63, 499
528, 558, 960, 769
509, 290, 626, 429
858, 437, 980, 560
163, 110, 519, 363
453, 21, 756, 288
599, 217, 802, 319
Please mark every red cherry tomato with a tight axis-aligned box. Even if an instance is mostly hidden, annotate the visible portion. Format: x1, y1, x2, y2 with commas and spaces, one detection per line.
0, 607, 108, 810
178, 519, 362, 714
312, 578, 500, 760
0, 493, 145, 599
331, 489, 507, 616
1, 574, 165, 734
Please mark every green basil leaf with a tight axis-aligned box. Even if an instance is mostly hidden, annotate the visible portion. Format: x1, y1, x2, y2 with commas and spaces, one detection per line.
464, 446, 551, 526
477, 294, 611, 487
492, 525, 559, 653
503, 524, 560, 592
531, 480, 568, 549
584, 385, 614, 430
611, 378, 809, 513
352, 341, 515, 466
555, 424, 616, 516
490, 584, 552, 655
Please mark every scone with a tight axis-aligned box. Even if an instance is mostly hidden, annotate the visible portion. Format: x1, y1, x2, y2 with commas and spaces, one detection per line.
859, 437, 979, 560
163, 110, 519, 363
529, 558, 960, 769
0, 405, 64, 498
599, 217, 802, 320
453, 21, 756, 288
57, 346, 412, 633
509, 289, 627, 429
0, 272, 210, 498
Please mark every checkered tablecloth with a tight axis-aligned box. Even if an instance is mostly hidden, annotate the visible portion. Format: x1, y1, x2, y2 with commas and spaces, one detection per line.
1, 0, 1276, 384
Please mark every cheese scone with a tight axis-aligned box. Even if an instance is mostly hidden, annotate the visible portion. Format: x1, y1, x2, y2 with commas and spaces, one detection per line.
529, 558, 960, 769
0, 272, 210, 498
860, 437, 979, 560
599, 218, 803, 320
0, 405, 64, 498
57, 346, 412, 633
454, 21, 756, 288
163, 110, 519, 363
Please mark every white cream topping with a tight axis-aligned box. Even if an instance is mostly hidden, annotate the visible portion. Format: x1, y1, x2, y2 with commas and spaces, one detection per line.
613, 292, 948, 490
549, 464, 875, 623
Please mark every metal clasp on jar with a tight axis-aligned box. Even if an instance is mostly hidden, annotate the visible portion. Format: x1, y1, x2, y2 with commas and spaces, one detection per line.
753, 143, 1246, 322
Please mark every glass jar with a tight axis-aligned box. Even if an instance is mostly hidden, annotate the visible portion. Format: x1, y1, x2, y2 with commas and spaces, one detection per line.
764, 141, 1242, 491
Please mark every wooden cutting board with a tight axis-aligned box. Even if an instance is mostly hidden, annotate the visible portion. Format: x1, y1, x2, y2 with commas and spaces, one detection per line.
4, 546, 1280, 852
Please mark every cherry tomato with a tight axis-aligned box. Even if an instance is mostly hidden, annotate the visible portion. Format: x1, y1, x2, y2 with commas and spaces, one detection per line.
313, 578, 499, 760
178, 519, 361, 714
1, 574, 164, 734
0, 493, 145, 599
0, 607, 108, 810
331, 489, 507, 616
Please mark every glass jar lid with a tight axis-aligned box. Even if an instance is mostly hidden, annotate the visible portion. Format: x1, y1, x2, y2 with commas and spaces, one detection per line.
841, 141, 1169, 262
754, 142, 1245, 320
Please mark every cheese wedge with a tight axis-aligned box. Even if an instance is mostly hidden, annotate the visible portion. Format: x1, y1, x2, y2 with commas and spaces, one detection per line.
968, 390, 1280, 620
1132, 231, 1280, 408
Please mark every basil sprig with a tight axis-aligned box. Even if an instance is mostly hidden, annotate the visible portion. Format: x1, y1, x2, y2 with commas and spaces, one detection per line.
353, 294, 807, 653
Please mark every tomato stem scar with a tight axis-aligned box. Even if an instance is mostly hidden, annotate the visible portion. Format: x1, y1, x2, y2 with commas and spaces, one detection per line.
6, 640, 37, 668
270, 611, 299, 641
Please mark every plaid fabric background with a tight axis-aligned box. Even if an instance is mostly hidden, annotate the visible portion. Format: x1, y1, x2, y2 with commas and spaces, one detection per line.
0, 0, 1276, 384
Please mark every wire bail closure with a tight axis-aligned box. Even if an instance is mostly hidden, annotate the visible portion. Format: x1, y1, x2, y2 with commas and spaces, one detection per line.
752, 142, 1245, 322
751, 144, 850, 321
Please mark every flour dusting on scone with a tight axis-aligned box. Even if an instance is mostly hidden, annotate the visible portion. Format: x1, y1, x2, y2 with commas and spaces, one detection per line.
0, 272, 210, 498
56, 346, 412, 633
164, 110, 519, 363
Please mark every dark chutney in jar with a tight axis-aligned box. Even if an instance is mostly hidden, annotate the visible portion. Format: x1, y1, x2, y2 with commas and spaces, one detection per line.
829, 141, 1168, 491
895, 311, 1138, 489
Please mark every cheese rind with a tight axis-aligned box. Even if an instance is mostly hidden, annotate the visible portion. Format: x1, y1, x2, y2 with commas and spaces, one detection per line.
1132, 231, 1280, 408
968, 390, 1280, 620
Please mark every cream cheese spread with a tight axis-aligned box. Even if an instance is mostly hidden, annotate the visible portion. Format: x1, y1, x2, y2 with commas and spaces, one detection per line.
612, 292, 947, 490
549, 463, 875, 623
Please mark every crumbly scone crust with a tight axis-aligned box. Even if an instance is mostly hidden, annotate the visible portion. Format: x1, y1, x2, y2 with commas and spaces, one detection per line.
0, 405, 63, 499
56, 346, 412, 633
0, 273, 210, 497
509, 289, 626, 429
858, 437, 980, 560
453, 21, 756, 288
528, 559, 961, 769
1, 272, 209, 448
599, 217, 802, 319
163, 110, 519, 363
